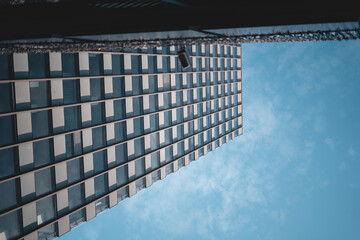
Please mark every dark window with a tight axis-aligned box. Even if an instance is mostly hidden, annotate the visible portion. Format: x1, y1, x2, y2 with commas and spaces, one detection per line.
114, 99, 125, 120
33, 139, 53, 168
91, 102, 105, 125
150, 114, 159, 132
134, 138, 144, 158
35, 167, 54, 197
0, 116, 15, 146
115, 143, 127, 164
32, 110, 51, 139
64, 106, 81, 131
69, 209, 85, 229
94, 174, 108, 198
113, 77, 125, 97
0, 179, 19, 212
36, 195, 56, 225
95, 196, 109, 214
28, 53, 47, 78
66, 132, 82, 158
132, 97, 143, 116
63, 79, 79, 104
133, 117, 144, 137
114, 121, 126, 143
0, 83, 13, 113
135, 158, 145, 178
151, 152, 160, 170
90, 78, 104, 101
30, 81, 50, 109
67, 158, 83, 184
0, 147, 16, 179
92, 126, 106, 150
116, 165, 128, 186
62, 53, 77, 77
38, 223, 58, 240
0, 210, 22, 240
68, 183, 85, 211
0, 54, 10, 80
93, 150, 107, 174
149, 94, 158, 113
112, 55, 122, 75
89, 54, 102, 76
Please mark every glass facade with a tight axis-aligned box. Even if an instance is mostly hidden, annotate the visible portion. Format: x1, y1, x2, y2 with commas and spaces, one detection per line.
0, 43, 242, 239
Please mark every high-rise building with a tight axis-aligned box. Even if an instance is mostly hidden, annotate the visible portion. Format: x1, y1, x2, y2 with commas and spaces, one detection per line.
0, 43, 243, 240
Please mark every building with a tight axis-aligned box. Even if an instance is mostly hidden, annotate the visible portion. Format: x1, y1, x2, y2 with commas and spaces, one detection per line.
0, 43, 243, 240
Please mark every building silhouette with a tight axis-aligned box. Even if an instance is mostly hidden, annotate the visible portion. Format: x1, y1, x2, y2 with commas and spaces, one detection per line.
0, 43, 243, 239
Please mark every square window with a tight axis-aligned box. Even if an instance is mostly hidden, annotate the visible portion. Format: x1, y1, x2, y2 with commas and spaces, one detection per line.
0, 83, 13, 113
38, 222, 58, 240
32, 110, 51, 139
116, 165, 128, 187
64, 106, 81, 131
89, 54, 102, 76
0, 116, 15, 146
35, 167, 54, 197
92, 126, 106, 150
36, 195, 56, 225
94, 174, 108, 198
67, 158, 83, 184
115, 143, 127, 164
29, 81, 50, 109
68, 183, 85, 210
0, 210, 22, 240
93, 150, 107, 174
28, 53, 48, 78
69, 209, 86, 229
62, 53, 77, 77
0, 147, 16, 179
0, 179, 19, 212
90, 78, 104, 101
63, 79, 80, 104
33, 139, 53, 168
91, 102, 105, 126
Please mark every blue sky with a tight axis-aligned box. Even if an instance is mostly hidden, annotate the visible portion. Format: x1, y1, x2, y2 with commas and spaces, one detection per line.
60, 40, 360, 240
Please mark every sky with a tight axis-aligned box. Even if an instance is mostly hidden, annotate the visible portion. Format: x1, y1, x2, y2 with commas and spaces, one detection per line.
60, 39, 360, 240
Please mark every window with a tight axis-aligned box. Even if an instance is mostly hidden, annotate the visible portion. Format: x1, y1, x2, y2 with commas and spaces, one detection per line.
151, 152, 160, 170
35, 167, 54, 197
178, 158, 185, 168
135, 178, 146, 192
113, 77, 125, 98
114, 99, 125, 120
92, 126, 106, 150
93, 150, 107, 174
0, 54, 10, 80
150, 133, 159, 151
0, 210, 22, 240
132, 97, 143, 116
95, 196, 109, 214
149, 94, 158, 113
67, 158, 83, 184
33, 139, 53, 168
89, 54, 102, 76
36, 195, 56, 225
0, 147, 16, 179
62, 53, 77, 77
0, 116, 15, 146
116, 165, 128, 186
134, 138, 144, 158
66, 132, 82, 158
68, 183, 85, 211
112, 55, 122, 75
28, 53, 48, 78
94, 174, 108, 198
115, 121, 126, 143
38, 222, 58, 240
165, 146, 173, 163
117, 187, 129, 202
32, 110, 51, 139
63, 79, 80, 104
150, 114, 159, 132
30, 81, 50, 109
135, 158, 145, 177
90, 78, 104, 101
151, 170, 160, 183
91, 102, 105, 125
64, 106, 81, 131
0, 179, 19, 212
165, 163, 173, 176
70, 209, 86, 229
133, 117, 144, 137
0, 83, 13, 113
115, 143, 127, 165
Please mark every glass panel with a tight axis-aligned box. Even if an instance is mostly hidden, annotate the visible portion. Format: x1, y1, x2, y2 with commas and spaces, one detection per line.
66, 132, 82, 158
0, 116, 15, 146
149, 94, 158, 113
165, 146, 173, 163
0, 179, 19, 212
134, 138, 144, 158
115, 143, 127, 164
28, 53, 47, 78
90, 78, 104, 101
131, 76, 142, 95
165, 163, 173, 176
117, 187, 129, 202
113, 77, 125, 97
67, 158, 83, 184
68, 183, 85, 210
150, 133, 159, 151
94, 174, 108, 198
133, 117, 144, 137
151, 170, 160, 183
132, 97, 143, 116
0, 210, 21, 240
64, 106, 81, 131
92, 126, 106, 150
93, 150, 107, 174
114, 99, 125, 120
33, 139, 52, 168
69, 209, 86, 229
38, 222, 58, 240
30, 81, 50, 109
0, 54, 10, 80
0, 83, 12, 113
62, 53, 77, 77
35, 167, 54, 196
63, 79, 79, 104
0, 147, 15, 179
135, 178, 146, 192
151, 152, 160, 170
112, 55, 122, 75
150, 114, 159, 132
91, 102, 105, 125
95, 196, 109, 214
36, 195, 56, 225
32, 110, 51, 139
116, 165, 128, 186
114, 121, 126, 143
135, 158, 145, 178
89, 54, 102, 76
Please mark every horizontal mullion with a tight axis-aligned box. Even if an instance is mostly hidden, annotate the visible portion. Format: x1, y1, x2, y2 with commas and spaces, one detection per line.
18, 124, 242, 240
0, 84, 242, 150
0, 103, 242, 218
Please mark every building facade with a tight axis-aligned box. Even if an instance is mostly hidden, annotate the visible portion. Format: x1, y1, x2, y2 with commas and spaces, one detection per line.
0, 44, 243, 240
